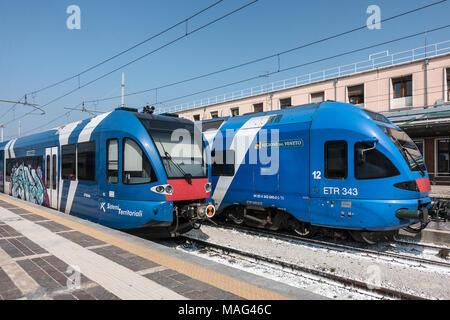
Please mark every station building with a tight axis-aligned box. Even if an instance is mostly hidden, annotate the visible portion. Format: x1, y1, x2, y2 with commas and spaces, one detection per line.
165, 40, 450, 186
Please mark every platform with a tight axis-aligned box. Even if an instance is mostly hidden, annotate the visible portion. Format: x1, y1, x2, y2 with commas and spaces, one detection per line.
0, 194, 324, 300
430, 185, 450, 199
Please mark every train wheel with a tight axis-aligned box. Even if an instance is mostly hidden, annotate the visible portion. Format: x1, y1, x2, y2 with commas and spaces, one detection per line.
292, 221, 312, 237
227, 206, 244, 225
350, 231, 377, 245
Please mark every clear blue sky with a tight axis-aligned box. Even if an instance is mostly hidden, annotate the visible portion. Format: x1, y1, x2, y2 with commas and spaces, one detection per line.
0, 0, 449, 139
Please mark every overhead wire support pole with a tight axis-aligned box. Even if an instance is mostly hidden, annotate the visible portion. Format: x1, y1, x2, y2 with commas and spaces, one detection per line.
0, 99, 39, 107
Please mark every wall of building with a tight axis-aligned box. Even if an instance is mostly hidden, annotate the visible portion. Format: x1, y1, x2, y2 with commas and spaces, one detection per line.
175, 54, 450, 121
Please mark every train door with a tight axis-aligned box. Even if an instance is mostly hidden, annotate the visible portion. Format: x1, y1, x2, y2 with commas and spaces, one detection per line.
0, 150, 4, 193
310, 134, 351, 227
45, 147, 59, 209
98, 136, 121, 211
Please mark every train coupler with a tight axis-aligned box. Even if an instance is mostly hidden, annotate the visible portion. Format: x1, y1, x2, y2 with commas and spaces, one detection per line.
396, 207, 431, 233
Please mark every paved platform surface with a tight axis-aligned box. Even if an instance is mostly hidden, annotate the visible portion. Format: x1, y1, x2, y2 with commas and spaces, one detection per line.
399, 220, 450, 246
431, 185, 450, 199
0, 194, 324, 300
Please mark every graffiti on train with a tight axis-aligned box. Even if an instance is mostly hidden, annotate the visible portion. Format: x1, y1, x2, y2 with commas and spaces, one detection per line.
9, 160, 49, 206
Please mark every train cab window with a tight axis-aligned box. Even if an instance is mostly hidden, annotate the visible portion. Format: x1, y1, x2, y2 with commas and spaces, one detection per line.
107, 139, 119, 184
123, 138, 156, 185
78, 141, 96, 181
354, 142, 400, 180
211, 150, 235, 176
61, 144, 76, 180
325, 141, 347, 179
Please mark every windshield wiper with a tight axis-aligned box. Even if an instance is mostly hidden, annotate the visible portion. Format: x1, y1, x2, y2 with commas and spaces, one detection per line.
157, 138, 193, 184
388, 131, 425, 177
164, 151, 193, 184
402, 146, 425, 177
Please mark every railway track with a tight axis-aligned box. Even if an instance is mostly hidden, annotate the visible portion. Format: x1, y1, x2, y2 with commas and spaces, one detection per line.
180, 235, 427, 300
203, 221, 450, 269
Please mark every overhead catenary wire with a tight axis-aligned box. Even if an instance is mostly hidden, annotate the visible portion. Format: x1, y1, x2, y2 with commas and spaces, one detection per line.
6, 1, 449, 135
136, 25, 450, 110
82, 0, 449, 105
3, 0, 259, 126
13, 84, 450, 140
24, 0, 225, 97
17, 25, 450, 136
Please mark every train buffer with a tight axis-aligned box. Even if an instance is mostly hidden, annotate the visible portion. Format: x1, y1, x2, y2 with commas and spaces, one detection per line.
0, 194, 324, 300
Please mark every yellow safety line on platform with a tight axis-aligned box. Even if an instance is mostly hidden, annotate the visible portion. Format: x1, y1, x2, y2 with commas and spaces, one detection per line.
0, 195, 288, 300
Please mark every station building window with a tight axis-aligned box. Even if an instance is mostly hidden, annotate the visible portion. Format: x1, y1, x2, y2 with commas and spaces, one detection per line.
193, 114, 200, 121
210, 111, 219, 119
231, 107, 239, 117
325, 141, 347, 179
211, 149, 235, 176
123, 138, 156, 184
61, 144, 76, 180
310, 92, 325, 103
253, 103, 264, 113
77, 141, 96, 181
437, 139, 450, 176
348, 84, 364, 106
107, 139, 119, 184
279, 97, 292, 109
391, 75, 413, 108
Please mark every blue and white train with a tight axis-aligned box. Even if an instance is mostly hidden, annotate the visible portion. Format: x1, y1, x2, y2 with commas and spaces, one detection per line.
0, 107, 215, 237
201, 101, 431, 243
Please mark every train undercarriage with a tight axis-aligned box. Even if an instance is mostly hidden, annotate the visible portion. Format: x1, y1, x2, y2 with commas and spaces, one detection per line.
220, 201, 450, 245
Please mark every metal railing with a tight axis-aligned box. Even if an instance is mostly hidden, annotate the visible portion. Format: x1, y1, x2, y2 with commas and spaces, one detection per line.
156, 40, 450, 114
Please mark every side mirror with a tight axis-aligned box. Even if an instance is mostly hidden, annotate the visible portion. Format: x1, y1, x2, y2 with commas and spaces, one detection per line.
356, 138, 378, 164
356, 148, 366, 164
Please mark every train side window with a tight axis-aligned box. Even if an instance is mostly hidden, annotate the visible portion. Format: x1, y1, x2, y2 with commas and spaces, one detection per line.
78, 141, 96, 181
61, 144, 76, 180
107, 139, 119, 184
46, 155, 51, 188
123, 138, 156, 185
355, 143, 400, 180
52, 154, 57, 190
211, 150, 235, 176
325, 141, 348, 179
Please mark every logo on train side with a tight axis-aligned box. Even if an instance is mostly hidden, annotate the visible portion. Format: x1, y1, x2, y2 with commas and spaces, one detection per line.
255, 139, 304, 149
99, 202, 143, 217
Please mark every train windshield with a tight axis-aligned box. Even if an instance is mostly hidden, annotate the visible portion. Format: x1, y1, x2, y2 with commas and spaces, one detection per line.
139, 117, 208, 179
378, 126, 426, 173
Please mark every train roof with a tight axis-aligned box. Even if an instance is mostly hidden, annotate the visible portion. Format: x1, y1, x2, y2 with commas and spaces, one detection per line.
198, 101, 395, 132
0, 107, 198, 151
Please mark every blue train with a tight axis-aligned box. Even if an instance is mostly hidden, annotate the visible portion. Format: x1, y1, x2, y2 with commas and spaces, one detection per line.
200, 101, 431, 243
0, 107, 215, 237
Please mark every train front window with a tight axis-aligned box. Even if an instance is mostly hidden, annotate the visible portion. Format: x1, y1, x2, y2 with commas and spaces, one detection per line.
150, 128, 207, 179
137, 116, 208, 179
378, 126, 426, 173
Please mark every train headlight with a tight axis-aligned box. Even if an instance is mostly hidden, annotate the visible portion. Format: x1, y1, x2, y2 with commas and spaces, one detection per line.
151, 184, 174, 195
165, 185, 173, 195
205, 182, 212, 193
